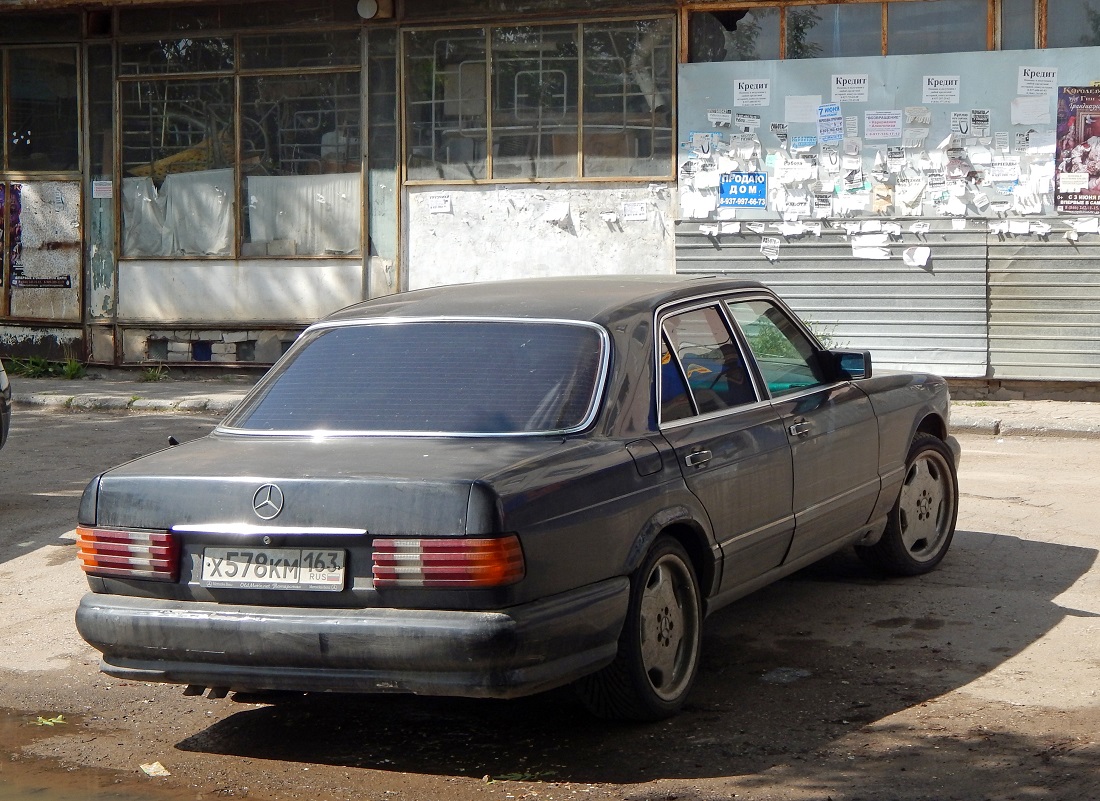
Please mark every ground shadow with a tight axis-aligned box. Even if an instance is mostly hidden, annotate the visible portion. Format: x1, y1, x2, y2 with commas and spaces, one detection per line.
175, 529, 1099, 790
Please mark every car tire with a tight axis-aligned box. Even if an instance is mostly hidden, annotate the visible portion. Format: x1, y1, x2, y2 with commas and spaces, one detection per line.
575, 536, 702, 721
857, 432, 959, 576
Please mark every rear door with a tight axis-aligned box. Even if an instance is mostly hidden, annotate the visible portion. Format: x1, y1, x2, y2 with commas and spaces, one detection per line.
725, 297, 880, 564
658, 302, 794, 592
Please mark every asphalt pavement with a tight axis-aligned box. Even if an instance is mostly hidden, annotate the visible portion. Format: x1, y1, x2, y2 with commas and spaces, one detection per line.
8, 373, 1100, 438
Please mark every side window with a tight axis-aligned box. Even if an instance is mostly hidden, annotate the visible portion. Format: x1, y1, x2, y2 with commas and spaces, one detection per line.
726, 299, 828, 397
660, 306, 757, 422
660, 333, 693, 422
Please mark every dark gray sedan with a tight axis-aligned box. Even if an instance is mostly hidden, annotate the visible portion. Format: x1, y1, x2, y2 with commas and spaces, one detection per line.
75, 276, 960, 720
0, 356, 10, 450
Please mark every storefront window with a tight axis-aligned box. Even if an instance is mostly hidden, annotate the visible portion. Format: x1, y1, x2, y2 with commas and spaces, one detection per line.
120, 78, 235, 257
405, 29, 489, 181
240, 31, 361, 69
786, 4, 883, 58
887, 0, 987, 53
1047, 0, 1100, 46
119, 0, 358, 35
0, 12, 80, 42
240, 73, 361, 256
3, 47, 79, 172
582, 19, 674, 178
691, 0, 1027, 60
689, 9, 780, 62
1002, 0, 1036, 48
493, 25, 579, 179
404, 18, 674, 183
119, 38, 235, 75
118, 30, 362, 259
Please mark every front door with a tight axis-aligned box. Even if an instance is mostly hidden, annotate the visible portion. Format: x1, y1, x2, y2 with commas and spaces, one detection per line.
725, 297, 880, 565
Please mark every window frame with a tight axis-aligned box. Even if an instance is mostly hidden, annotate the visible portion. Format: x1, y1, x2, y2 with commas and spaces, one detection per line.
680, 0, 1065, 60
115, 25, 364, 261
219, 315, 613, 438
656, 298, 764, 427
401, 15, 678, 186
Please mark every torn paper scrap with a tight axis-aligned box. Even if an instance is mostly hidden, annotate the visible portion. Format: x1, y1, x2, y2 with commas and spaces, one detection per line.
903, 246, 931, 267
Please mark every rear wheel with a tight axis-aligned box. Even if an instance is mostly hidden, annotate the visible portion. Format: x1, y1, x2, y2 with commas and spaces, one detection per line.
857, 432, 958, 575
575, 536, 702, 721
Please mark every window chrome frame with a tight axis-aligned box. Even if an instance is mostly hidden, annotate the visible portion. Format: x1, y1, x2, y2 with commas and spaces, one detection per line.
217, 315, 612, 438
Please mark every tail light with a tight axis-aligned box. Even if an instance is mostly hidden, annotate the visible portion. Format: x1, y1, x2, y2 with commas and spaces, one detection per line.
76, 526, 179, 582
372, 536, 525, 588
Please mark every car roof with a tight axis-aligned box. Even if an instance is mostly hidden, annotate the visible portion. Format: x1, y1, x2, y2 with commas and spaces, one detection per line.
323, 275, 767, 325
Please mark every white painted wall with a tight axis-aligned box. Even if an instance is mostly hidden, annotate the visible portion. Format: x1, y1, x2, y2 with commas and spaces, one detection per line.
117, 260, 366, 323
405, 183, 676, 290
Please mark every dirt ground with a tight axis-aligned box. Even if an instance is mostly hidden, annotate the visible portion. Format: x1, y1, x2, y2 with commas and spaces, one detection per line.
0, 408, 1097, 801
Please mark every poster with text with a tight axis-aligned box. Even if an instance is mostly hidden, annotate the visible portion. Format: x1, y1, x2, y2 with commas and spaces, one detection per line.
1056, 86, 1100, 213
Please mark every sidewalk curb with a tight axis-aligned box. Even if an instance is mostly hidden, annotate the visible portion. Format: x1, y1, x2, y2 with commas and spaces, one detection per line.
950, 418, 1100, 438
14, 392, 241, 416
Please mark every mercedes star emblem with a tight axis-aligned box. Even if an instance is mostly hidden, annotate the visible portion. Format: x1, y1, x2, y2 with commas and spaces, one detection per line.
252, 483, 284, 520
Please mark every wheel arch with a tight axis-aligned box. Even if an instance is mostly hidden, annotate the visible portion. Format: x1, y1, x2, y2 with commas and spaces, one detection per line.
623, 506, 718, 600
915, 412, 947, 442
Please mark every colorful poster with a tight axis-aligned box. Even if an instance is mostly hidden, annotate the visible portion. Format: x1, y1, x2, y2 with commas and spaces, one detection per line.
1056, 86, 1100, 213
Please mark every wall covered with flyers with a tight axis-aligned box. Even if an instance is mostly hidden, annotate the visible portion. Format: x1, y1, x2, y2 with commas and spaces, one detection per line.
675, 46, 1100, 384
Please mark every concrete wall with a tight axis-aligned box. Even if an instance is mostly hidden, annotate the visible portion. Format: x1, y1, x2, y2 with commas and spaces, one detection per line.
405, 183, 677, 289
117, 259, 368, 323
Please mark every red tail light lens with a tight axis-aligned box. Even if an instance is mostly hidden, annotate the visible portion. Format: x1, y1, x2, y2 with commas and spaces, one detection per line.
372, 536, 525, 588
76, 526, 179, 582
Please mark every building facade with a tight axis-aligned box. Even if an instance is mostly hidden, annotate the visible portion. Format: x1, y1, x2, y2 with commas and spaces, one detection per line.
0, 0, 1097, 387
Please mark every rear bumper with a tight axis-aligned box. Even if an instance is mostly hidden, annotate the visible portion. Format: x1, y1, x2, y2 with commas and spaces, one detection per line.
75, 578, 629, 699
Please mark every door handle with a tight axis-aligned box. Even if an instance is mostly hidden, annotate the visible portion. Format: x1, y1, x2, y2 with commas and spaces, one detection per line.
685, 450, 712, 467
788, 421, 812, 437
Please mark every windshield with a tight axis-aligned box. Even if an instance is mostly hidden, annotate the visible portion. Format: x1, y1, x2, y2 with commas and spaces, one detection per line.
222, 319, 608, 435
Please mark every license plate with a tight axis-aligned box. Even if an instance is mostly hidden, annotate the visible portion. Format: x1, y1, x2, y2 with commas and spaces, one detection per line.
201, 547, 345, 591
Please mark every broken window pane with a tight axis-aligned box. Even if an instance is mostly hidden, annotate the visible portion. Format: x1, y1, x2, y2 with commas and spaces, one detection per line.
7, 48, 79, 171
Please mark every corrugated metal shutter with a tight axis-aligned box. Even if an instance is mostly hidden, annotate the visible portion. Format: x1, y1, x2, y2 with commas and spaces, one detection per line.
675, 221, 989, 378
989, 228, 1100, 381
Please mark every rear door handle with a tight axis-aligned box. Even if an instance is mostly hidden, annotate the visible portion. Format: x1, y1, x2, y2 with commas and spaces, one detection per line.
788, 421, 812, 437
685, 450, 712, 467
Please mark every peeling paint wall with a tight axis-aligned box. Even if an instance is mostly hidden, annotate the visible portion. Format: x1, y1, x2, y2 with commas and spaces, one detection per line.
9, 181, 81, 321
405, 183, 676, 289
0, 325, 81, 360
117, 260, 367, 323
87, 190, 115, 319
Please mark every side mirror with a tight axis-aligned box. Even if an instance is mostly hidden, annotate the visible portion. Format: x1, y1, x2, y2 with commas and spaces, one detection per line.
830, 349, 872, 380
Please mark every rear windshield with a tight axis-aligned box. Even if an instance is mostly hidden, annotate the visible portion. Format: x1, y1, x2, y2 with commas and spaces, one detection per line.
223, 320, 607, 435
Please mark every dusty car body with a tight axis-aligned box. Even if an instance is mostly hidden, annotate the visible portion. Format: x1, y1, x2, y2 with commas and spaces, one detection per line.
75, 276, 960, 720
0, 356, 11, 450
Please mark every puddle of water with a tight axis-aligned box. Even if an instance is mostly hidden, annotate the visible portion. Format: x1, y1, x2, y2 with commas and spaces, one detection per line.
0, 709, 174, 801
0, 778, 156, 801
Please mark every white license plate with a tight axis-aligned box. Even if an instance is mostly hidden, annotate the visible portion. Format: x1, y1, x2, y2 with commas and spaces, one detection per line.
201, 547, 345, 591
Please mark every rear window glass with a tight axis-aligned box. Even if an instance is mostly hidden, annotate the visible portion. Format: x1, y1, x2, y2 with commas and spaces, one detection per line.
224, 320, 607, 434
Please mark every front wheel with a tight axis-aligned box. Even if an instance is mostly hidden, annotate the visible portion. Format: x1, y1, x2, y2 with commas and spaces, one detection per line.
575, 536, 702, 721
857, 432, 959, 576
